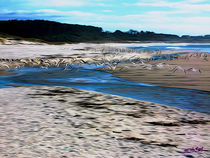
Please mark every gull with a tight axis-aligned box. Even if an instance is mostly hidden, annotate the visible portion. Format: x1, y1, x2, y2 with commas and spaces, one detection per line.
41, 66, 48, 69
109, 65, 117, 71
20, 59, 28, 64
63, 63, 73, 71
103, 61, 119, 71
8, 59, 14, 63
155, 50, 162, 56
119, 66, 129, 71
56, 62, 60, 67
0, 63, 10, 69
155, 62, 169, 69
104, 56, 112, 62
133, 58, 145, 65
131, 61, 137, 65
104, 63, 115, 71
170, 66, 186, 74
202, 53, 208, 61
128, 55, 138, 62
90, 61, 100, 67
186, 67, 202, 74
15, 65, 20, 69
12, 63, 22, 69
32, 59, 41, 65
42, 62, 50, 68
78, 59, 87, 64
49, 59, 60, 67
185, 53, 193, 60
142, 64, 154, 70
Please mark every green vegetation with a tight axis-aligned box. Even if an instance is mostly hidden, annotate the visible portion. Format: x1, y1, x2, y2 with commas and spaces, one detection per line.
0, 20, 210, 43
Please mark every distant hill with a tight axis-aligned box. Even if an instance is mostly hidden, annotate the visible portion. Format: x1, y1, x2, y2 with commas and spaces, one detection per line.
0, 20, 210, 43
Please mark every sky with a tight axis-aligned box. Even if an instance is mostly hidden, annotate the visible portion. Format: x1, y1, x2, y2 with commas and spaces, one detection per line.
0, 0, 210, 35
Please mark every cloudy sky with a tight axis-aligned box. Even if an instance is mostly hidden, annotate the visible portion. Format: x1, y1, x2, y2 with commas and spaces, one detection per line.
0, 0, 210, 35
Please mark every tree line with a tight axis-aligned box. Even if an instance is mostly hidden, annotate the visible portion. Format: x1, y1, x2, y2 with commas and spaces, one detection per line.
0, 20, 209, 43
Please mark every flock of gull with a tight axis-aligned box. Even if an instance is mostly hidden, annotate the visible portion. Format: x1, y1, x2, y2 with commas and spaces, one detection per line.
0, 47, 209, 75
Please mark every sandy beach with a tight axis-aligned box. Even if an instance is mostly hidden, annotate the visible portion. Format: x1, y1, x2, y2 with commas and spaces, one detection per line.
0, 86, 209, 158
0, 40, 203, 59
0, 40, 210, 157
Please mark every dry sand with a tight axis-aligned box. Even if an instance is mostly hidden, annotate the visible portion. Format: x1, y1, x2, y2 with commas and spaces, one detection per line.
0, 86, 209, 158
0, 39, 204, 59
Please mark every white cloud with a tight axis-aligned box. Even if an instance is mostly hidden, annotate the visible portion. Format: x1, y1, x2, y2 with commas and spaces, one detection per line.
186, 0, 207, 3
68, 11, 96, 17
102, 10, 112, 12
36, 9, 61, 14
34, 9, 105, 21
136, 0, 210, 12
28, 0, 87, 7
36, 10, 93, 18
27, 0, 111, 7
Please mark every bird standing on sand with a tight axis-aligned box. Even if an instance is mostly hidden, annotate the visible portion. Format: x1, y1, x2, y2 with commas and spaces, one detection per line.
0, 63, 10, 69
186, 68, 202, 74
170, 66, 186, 74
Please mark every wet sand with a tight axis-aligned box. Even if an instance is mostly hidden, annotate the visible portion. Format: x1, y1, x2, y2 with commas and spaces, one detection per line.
110, 53, 210, 92
0, 69, 17, 76
0, 86, 209, 158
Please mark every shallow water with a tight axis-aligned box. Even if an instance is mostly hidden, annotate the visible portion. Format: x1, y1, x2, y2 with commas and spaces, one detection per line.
0, 66, 209, 114
128, 43, 210, 53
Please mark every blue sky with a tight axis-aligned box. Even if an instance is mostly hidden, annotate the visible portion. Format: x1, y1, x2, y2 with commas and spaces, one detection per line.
0, 0, 210, 35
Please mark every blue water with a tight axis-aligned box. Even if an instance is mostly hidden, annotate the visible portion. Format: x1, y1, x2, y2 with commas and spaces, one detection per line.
128, 44, 210, 53
0, 66, 210, 114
